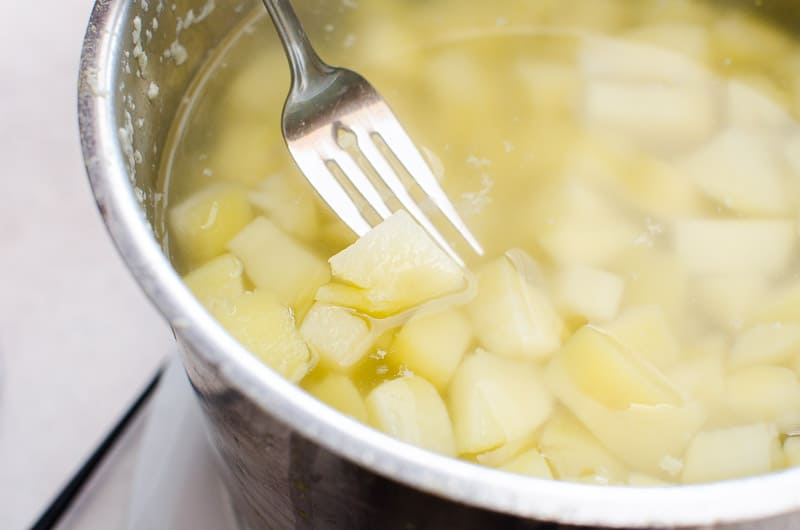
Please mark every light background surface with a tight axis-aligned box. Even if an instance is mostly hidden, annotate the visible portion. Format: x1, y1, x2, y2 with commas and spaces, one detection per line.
0, 1, 174, 527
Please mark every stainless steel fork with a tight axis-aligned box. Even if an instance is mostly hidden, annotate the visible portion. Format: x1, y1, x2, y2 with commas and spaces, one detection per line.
262, 0, 483, 266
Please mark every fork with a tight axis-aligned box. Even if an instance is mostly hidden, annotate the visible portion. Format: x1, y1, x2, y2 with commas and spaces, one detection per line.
261, 0, 483, 266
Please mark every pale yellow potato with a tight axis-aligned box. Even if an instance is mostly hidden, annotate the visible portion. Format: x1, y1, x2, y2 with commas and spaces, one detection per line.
182, 253, 245, 310
786, 134, 800, 176
475, 434, 536, 468
300, 304, 373, 371
391, 309, 472, 390
750, 280, 800, 325
682, 127, 791, 216
169, 183, 254, 265
546, 327, 705, 474
466, 256, 563, 360
318, 211, 465, 317
554, 265, 624, 323
673, 220, 795, 276
538, 410, 628, 483
613, 248, 687, 325
211, 290, 312, 382
724, 366, 800, 428
627, 472, 671, 487
227, 217, 330, 315
682, 423, 779, 484
625, 23, 709, 62
248, 173, 319, 242
605, 305, 680, 370
667, 344, 726, 407
728, 323, 800, 370
210, 121, 284, 185
713, 12, 792, 67
449, 349, 553, 454
305, 373, 368, 423
366, 375, 456, 456
785, 437, 800, 467
694, 275, 767, 331
515, 61, 581, 120
726, 80, 796, 131
500, 449, 553, 479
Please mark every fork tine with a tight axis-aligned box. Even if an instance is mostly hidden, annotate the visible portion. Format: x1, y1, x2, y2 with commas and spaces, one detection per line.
325, 145, 392, 220
371, 117, 485, 256
352, 126, 465, 268
289, 146, 372, 237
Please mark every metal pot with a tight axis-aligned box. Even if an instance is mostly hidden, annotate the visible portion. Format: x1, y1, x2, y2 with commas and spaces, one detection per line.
78, 1, 800, 528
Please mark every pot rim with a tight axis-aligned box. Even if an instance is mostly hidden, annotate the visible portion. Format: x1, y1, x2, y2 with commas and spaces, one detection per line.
78, 0, 800, 527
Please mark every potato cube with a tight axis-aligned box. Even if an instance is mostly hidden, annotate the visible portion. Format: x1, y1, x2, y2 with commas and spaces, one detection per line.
538, 411, 628, 483
210, 121, 284, 185
546, 326, 705, 473
727, 80, 795, 131
554, 266, 625, 323
299, 304, 373, 370
516, 61, 580, 119
391, 309, 472, 390
318, 211, 465, 317
536, 180, 638, 267
304, 373, 367, 423
625, 23, 709, 62
751, 280, 800, 325
449, 349, 553, 454
683, 128, 790, 216
475, 434, 536, 468
248, 173, 319, 241
169, 183, 254, 265
713, 13, 791, 68
682, 423, 778, 484
466, 256, 563, 360
613, 248, 687, 324
227, 217, 330, 314
729, 323, 800, 370
211, 290, 312, 382
785, 437, 800, 467
724, 366, 800, 428
674, 220, 794, 276
695, 275, 767, 331
666, 344, 725, 406
366, 375, 456, 456
500, 449, 553, 479
786, 135, 800, 176
605, 306, 680, 369
627, 472, 671, 487
182, 253, 245, 310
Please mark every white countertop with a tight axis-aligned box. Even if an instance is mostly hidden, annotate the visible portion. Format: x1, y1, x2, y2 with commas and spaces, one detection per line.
0, 1, 174, 528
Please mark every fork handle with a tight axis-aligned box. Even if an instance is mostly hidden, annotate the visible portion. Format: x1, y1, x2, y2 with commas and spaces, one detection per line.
262, 0, 330, 91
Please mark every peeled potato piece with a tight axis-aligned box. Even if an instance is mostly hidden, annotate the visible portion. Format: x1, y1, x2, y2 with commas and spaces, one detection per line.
182, 253, 245, 310
305, 373, 368, 423
750, 280, 800, 325
211, 290, 313, 383
554, 265, 625, 323
466, 255, 563, 361
391, 309, 473, 390
682, 423, 779, 484
724, 366, 800, 429
785, 437, 800, 467
449, 349, 553, 454
228, 217, 330, 315
605, 305, 680, 370
728, 323, 800, 370
546, 326, 705, 474
318, 211, 466, 317
366, 375, 456, 456
500, 449, 553, 479
695, 275, 767, 331
300, 303, 374, 371
169, 183, 254, 265
248, 173, 319, 241
613, 248, 687, 325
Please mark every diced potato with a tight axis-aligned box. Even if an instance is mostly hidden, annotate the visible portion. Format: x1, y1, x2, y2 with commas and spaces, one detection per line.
182, 253, 245, 309
750, 280, 800, 325
667, 343, 726, 406
554, 265, 624, 323
713, 13, 792, 67
695, 275, 767, 331
627, 472, 671, 487
366, 375, 456, 456
516, 61, 580, 119
449, 349, 553, 454
248, 173, 319, 241
729, 323, 800, 370
475, 434, 536, 467
787, 135, 800, 176
211, 290, 312, 382
682, 423, 779, 484
317, 211, 465, 317
169, 183, 254, 265
466, 256, 563, 360
222, 49, 288, 120
682, 128, 790, 216
625, 23, 709, 62
299, 303, 373, 370
724, 366, 800, 428
304, 373, 367, 423
227, 217, 330, 314
546, 327, 705, 473
538, 410, 628, 483
500, 449, 553, 479
727, 80, 795, 131
391, 309, 473, 390
535, 180, 638, 267
785, 437, 800, 467
211, 121, 285, 185
613, 248, 687, 324
674, 220, 795, 276
605, 306, 680, 369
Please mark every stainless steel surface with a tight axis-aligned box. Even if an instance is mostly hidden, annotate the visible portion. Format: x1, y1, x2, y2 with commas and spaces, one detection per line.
78, 1, 800, 529
262, 0, 483, 266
